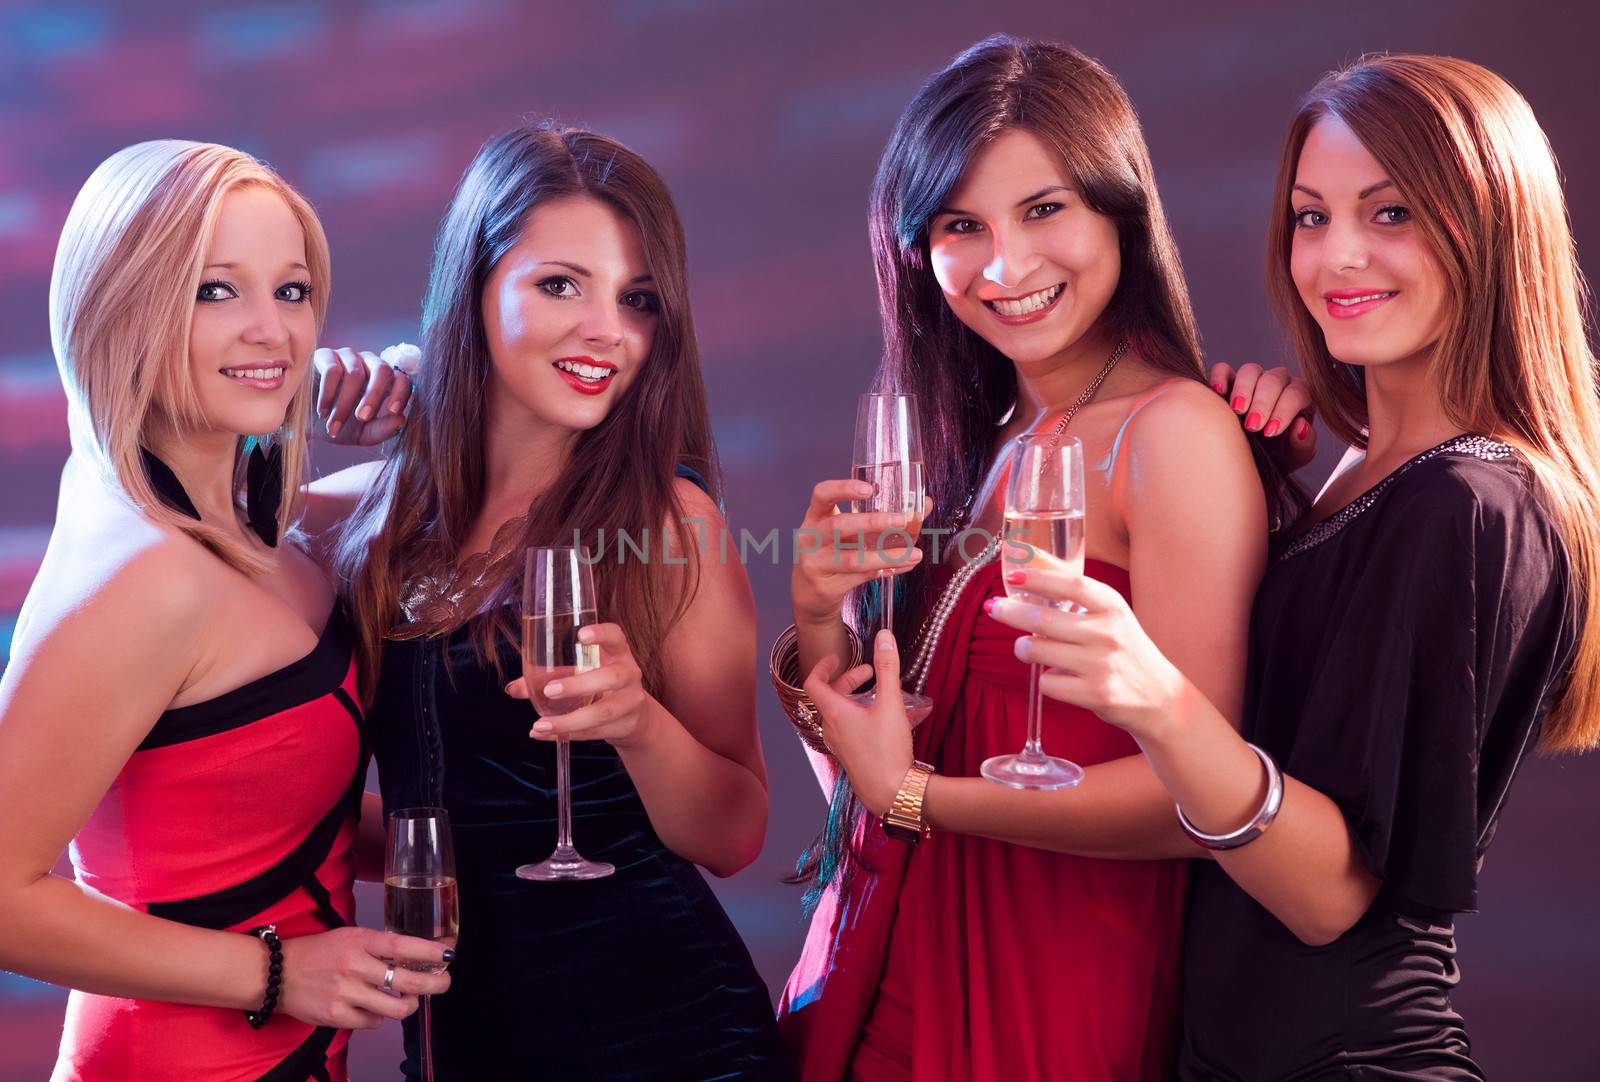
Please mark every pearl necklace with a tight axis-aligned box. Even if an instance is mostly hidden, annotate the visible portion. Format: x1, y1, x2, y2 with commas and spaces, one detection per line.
903, 338, 1126, 695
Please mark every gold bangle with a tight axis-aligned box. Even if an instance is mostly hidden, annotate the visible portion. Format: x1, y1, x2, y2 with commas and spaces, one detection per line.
768, 622, 863, 754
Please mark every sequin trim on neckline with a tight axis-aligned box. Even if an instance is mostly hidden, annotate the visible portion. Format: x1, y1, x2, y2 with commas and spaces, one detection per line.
1276, 434, 1515, 562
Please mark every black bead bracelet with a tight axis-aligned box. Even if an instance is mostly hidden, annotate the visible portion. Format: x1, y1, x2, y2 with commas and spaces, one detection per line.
244, 924, 283, 1030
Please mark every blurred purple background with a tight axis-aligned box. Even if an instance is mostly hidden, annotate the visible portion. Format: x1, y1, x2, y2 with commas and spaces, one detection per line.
2, 2, 1597, 1078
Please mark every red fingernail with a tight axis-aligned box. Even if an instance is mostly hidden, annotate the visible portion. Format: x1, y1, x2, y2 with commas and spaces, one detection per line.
1245, 411, 1262, 431
1231, 396, 1246, 412
328, 420, 342, 438
1213, 381, 1226, 393
1004, 570, 1025, 585
983, 598, 997, 615
1263, 419, 1282, 438
1294, 418, 1311, 440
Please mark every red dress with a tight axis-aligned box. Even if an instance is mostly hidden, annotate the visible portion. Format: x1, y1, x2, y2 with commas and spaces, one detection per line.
780, 560, 1186, 1082
57, 611, 364, 1081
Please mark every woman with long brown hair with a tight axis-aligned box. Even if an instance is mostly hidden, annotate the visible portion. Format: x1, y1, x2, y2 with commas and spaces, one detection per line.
323, 123, 787, 1079
986, 54, 1600, 1079
774, 35, 1307, 1081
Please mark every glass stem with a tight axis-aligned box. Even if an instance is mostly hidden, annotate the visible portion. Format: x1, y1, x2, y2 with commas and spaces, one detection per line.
883, 573, 895, 645
1024, 663, 1045, 759
420, 995, 435, 1082
555, 737, 574, 854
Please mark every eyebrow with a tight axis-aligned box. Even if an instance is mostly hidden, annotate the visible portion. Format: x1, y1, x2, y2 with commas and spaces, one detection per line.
202, 261, 311, 273
540, 260, 654, 285
1291, 180, 1395, 201
933, 185, 1072, 219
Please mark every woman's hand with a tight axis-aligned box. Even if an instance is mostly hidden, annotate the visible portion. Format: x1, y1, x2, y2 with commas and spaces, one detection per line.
1209, 361, 1317, 471
312, 343, 419, 445
800, 631, 914, 817
278, 927, 451, 1030
506, 623, 656, 748
791, 480, 924, 629
985, 567, 1192, 741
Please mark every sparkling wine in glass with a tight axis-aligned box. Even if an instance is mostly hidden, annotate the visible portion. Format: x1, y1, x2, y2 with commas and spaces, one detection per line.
982, 433, 1088, 789
848, 393, 933, 725
385, 807, 458, 1082
517, 546, 614, 881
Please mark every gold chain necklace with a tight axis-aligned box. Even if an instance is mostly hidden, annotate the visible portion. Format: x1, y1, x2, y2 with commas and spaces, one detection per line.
906, 338, 1127, 692
1039, 337, 1127, 450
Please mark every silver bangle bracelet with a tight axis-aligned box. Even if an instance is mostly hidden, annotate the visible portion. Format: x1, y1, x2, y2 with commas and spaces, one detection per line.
1175, 742, 1284, 850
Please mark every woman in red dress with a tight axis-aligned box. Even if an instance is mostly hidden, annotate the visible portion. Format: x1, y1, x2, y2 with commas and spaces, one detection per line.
774, 37, 1307, 1081
0, 140, 448, 1080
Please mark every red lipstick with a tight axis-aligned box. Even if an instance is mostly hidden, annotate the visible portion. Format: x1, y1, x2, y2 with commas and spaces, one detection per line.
551, 355, 618, 396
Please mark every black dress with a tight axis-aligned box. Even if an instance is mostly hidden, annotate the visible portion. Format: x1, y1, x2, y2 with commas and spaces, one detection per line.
1179, 436, 1577, 1081
365, 471, 790, 1081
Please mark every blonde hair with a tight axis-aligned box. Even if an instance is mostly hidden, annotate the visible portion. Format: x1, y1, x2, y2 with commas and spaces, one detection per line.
48, 140, 331, 574
1266, 55, 1600, 752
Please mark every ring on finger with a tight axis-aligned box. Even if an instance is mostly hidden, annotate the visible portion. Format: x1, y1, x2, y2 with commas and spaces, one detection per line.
383, 964, 396, 994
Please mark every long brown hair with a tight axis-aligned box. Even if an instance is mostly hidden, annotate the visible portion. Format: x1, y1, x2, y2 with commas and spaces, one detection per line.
1266, 54, 1600, 752
870, 34, 1304, 646
334, 123, 719, 702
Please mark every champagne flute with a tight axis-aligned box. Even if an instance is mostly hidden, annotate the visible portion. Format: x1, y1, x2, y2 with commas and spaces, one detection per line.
981, 433, 1088, 789
385, 807, 458, 1082
846, 392, 934, 724
517, 546, 615, 881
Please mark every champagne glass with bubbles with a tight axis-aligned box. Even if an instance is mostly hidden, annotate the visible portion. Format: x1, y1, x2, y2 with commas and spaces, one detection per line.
385, 807, 457, 1082
982, 432, 1088, 789
517, 546, 615, 881
847, 392, 933, 724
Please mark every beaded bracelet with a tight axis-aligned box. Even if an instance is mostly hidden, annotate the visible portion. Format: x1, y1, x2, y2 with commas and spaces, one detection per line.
244, 924, 283, 1029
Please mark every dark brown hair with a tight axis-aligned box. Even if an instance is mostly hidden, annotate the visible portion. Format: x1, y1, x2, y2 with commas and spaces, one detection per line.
1266, 55, 1600, 752
870, 33, 1304, 648
334, 122, 718, 702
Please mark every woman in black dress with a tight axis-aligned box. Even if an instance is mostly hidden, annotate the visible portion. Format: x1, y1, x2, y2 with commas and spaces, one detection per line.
984, 54, 1600, 1079
323, 123, 787, 1080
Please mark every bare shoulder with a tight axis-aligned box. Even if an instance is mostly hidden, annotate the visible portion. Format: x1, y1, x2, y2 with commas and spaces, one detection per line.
21, 504, 210, 643
1116, 377, 1265, 527
669, 474, 723, 526
302, 458, 386, 539
664, 476, 752, 618
1125, 377, 1249, 447
10, 497, 214, 709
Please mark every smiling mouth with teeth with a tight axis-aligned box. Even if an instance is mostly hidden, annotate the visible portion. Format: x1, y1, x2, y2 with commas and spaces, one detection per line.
553, 359, 616, 383
221, 366, 286, 381
983, 283, 1065, 318
1328, 291, 1399, 306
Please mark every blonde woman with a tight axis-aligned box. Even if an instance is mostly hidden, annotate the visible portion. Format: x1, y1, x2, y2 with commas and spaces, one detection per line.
981, 54, 1600, 1079
0, 140, 447, 1081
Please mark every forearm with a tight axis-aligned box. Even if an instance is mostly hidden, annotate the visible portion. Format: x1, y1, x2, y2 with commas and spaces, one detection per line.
795, 616, 852, 679
922, 754, 1205, 861
617, 699, 768, 877
1138, 684, 1379, 944
0, 874, 267, 1008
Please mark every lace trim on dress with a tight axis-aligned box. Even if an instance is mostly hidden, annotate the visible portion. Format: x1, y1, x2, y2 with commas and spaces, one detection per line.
1276, 434, 1515, 563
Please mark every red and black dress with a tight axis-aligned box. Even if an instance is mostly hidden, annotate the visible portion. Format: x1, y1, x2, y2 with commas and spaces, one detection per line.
57, 607, 366, 1082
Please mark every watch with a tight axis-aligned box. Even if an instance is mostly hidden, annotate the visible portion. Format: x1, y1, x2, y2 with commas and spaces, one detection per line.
881, 761, 936, 843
